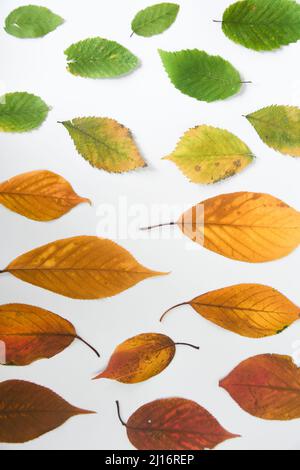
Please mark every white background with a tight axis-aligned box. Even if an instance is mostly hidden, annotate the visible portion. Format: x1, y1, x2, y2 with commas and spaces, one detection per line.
1, 0, 300, 451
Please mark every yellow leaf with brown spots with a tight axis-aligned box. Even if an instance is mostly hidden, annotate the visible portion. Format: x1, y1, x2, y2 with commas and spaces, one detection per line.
1, 236, 167, 299
0, 170, 90, 221
164, 125, 254, 184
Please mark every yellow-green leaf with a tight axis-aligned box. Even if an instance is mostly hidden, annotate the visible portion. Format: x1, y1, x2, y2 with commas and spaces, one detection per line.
60, 117, 146, 173
164, 125, 254, 184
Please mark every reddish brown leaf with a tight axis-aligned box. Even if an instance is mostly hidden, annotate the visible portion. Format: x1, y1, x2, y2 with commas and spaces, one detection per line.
220, 354, 300, 420
0, 380, 94, 443
117, 398, 239, 450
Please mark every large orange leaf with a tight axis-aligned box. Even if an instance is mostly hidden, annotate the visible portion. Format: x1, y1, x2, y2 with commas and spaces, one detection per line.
0, 380, 94, 443
0, 170, 90, 221
0, 303, 99, 366
220, 354, 300, 420
161, 284, 300, 338
94, 333, 199, 383
117, 398, 239, 450
179, 192, 300, 262
1, 236, 166, 299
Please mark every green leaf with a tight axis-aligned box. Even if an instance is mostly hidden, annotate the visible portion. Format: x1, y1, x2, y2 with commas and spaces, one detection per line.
60, 117, 146, 173
4, 5, 64, 39
221, 0, 300, 51
0, 92, 49, 133
131, 3, 180, 37
158, 49, 242, 102
164, 125, 254, 184
65, 38, 139, 78
246, 105, 300, 157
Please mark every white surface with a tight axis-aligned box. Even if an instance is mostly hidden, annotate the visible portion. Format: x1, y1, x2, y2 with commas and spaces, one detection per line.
1, 0, 300, 451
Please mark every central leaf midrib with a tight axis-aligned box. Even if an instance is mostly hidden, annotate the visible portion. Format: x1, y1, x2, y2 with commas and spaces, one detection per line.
192, 301, 296, 316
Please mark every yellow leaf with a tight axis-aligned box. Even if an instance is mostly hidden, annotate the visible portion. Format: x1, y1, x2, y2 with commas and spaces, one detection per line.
1, 236, 167, 299
0, 170, 90, 221
161, 284, 300, 338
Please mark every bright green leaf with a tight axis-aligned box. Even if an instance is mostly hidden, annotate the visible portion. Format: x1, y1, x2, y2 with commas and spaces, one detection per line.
65, 38, 139, 78
221, 0, 300, 51
0, 92, 49, 133
164, 125, 254, 184
60, 117, 146, 173
131, 3, 180, 37
246, 105, 300, 157
4, 5, 64, 39
158, 49, 242, 102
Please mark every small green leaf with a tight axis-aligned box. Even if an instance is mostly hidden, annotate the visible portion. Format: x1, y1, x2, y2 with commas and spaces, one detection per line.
131, 3, 180, 37
60, 117, 146, 173
246, 105, 300, 157
4, 5, 64, 39
164, 125, 254, 184
65, 38, 139, 78
158, 49, 242, 102
221, 0, 300, 51
0, 93, 49, 133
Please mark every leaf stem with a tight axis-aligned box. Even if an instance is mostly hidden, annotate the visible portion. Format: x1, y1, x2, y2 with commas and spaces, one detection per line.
140, 221, 176, 231
213, 20, 222, 23
175, 343, 200, 351
130, 31, 135, 38
116, 401, 127, 427
76, 336, 100, 358
160, 302, 189, 322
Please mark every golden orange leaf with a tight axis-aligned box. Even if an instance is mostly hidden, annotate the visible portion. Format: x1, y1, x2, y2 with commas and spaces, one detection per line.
161, 284, 300, 338
1, 236, 167, 299
0, 303, 99, 366
177, 192, 300, 262
0, 380, 94, 443
94, 333, 199, 383
0, 170, 90, 221
220, 354, 300, 421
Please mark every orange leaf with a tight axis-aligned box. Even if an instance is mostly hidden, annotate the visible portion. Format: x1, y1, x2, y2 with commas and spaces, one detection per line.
0, 303, 99, 365
1, 236, 167, 299
117, 398, 240, 450
0, 170, 90, 221
161, 284, 300, 338
220, 354, 300, 420
94, 333, 199, 383
0, 380, 94, 443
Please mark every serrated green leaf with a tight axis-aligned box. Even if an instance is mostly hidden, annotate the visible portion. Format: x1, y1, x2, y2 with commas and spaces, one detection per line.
164, 125, 254, 184
4, 5, 64, 39
131, 3, 180, 37
158, 49, 242, 102
246, 105, 300, 157
221, 0, 300, 51
0, 93, 49, 133
65, 38, 139, 78
60, 117, 146, 173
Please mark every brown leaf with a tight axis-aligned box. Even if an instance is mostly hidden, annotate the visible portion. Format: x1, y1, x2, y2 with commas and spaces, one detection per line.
220, 354, 300, 420
161, 284, 300, 338
0, 170, 90, 221
0, 380, 94, 443
0, 303, 99, 366
1, 236, 167, 299
94, 333, 199, 383
117, 398, 239, 450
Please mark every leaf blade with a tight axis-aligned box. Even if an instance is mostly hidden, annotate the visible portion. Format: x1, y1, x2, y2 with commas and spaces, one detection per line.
0, 92, 49, 132
65, 38, 139, 78
220, 354, 300, 420
132, 3, 180, 37
246, 105, 300, 157
159, 49, 242, 102
5, 5, 64, 38
60, 117, 146, 173
165, 125, 254, 183
3, 236, 166, 299
222, 0, 300, 51
0, 380, 93, 443
0, 170, 90, 221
